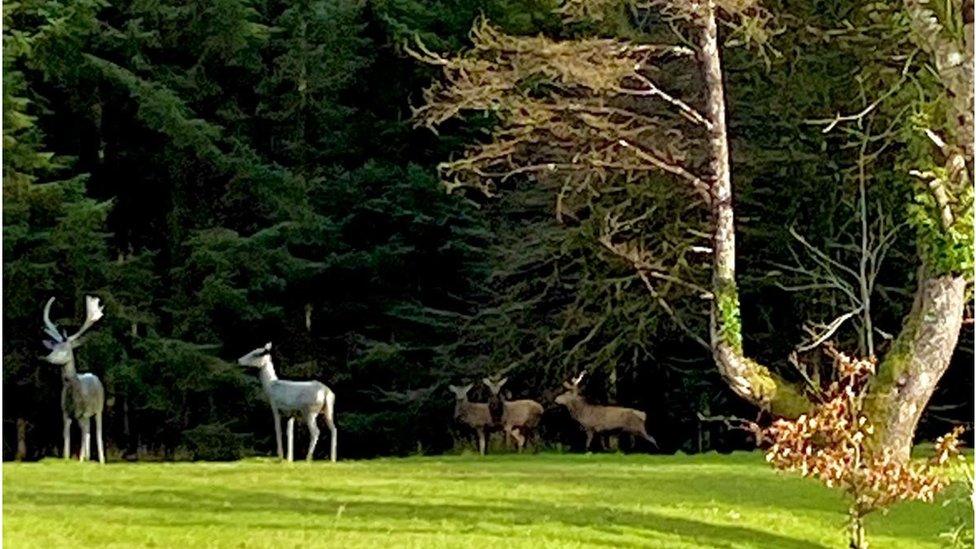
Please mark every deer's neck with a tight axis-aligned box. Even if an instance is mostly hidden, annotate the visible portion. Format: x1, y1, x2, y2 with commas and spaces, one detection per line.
487, 394, 504, 422
454, 398, 469, 419
61, 355, 79, 379
258, 361, 278, 392
564, 396, 588, 419
61, 357, 83, 392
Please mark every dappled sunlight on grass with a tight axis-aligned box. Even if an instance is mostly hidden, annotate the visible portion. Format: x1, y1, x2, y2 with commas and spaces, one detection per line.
4, 452, 970, 548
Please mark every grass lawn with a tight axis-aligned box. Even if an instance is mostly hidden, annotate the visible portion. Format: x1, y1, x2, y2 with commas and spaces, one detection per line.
3, 451, 971, 548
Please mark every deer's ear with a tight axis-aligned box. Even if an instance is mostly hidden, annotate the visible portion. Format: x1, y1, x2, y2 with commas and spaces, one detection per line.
482, 377, 491, 386
563, 381, 575, 390
264, 342, 272, 350
498, 377, 508, 386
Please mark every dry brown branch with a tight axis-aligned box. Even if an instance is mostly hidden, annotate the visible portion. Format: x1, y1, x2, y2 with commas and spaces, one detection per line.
410, 19, 711, 201
697, 412, 763, 442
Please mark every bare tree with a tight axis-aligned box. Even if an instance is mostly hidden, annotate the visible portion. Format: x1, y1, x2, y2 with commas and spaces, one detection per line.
772, 128, 905, 358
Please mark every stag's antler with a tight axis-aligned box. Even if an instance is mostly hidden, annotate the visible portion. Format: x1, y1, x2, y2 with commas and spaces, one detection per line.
66, 296, 104, 342
42, 297, 66, 342
563, 371, 586, 390
571, 371, 586, 386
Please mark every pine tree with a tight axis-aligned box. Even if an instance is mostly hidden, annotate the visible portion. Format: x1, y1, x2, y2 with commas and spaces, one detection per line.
2, 1, 115, 459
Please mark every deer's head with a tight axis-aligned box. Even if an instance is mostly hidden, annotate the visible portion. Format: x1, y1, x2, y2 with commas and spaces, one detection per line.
447, 383, 473, 402
554, 371, 586, 406
41, 296, 104, 366
482, 376, 508, 397
238, 342, 273, 368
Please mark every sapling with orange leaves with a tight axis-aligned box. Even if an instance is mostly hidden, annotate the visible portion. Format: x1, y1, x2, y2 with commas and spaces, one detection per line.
763, 347, 965, 549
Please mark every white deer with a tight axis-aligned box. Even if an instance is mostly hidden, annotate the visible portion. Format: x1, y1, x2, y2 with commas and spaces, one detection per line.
238, 343, 337, 462
41, 295, 106, 463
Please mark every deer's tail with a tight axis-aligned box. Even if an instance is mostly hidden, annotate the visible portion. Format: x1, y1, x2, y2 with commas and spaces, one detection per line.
633, 409, 657, 448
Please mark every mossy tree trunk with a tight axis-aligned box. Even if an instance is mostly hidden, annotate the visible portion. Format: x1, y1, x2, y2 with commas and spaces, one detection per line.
697, 1, 811, 418
862, 0, 972, 461
697, 0, 970, 459
864, 275, 966, 462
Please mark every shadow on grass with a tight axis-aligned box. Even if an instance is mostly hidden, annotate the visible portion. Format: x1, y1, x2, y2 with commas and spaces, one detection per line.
10, 455, 965, 547
13, 485, 828, 548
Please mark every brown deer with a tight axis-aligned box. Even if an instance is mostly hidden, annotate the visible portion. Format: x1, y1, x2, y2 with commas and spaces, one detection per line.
483, 377, 544, 452
448, 383, 492, 455
555, 372, 657, 451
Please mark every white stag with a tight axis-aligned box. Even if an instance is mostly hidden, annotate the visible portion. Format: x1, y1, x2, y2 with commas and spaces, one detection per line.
555, 372, 657, 451
41, 295, 106, 463
238, 343, 337, 462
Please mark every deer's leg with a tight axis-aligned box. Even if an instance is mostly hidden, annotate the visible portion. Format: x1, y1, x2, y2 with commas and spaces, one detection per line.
306, 413, 319, 462
286, 417, 295, 462
523, 428, 534, 453
96, 412, 105, 464
86, 419, 93, 461
80, 419, 91, 462
271, 408, 283, 459
584, 429, 594, 451
323, 404, 337, 463
511, 427, 526, 453
477, 429, 486, 456
63, 414, 71, 460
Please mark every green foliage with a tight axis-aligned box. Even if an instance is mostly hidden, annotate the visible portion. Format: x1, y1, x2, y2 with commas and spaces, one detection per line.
714, 279, 743, 353
906, 169, 974, 278
181, 422, 248, 461
3, 0, 504, 459
3, 0, 971, 461
2, 1, 118, 454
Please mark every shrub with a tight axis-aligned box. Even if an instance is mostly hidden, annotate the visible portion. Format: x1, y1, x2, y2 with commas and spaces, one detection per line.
181, 423, 247, 461
763, 347, 964, 549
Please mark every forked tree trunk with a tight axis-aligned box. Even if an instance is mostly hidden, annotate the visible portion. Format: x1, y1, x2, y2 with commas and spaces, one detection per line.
695, 0, 969, 461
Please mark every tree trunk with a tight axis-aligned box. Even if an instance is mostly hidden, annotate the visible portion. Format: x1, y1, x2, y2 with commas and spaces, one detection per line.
696, 1, 810, 418
695, 2, 969, 442
865, 273, 966, 461
863, 2, 971, 461
902, 0, 973, 163
15, 418, 28, 461
849, 511, 868, 549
